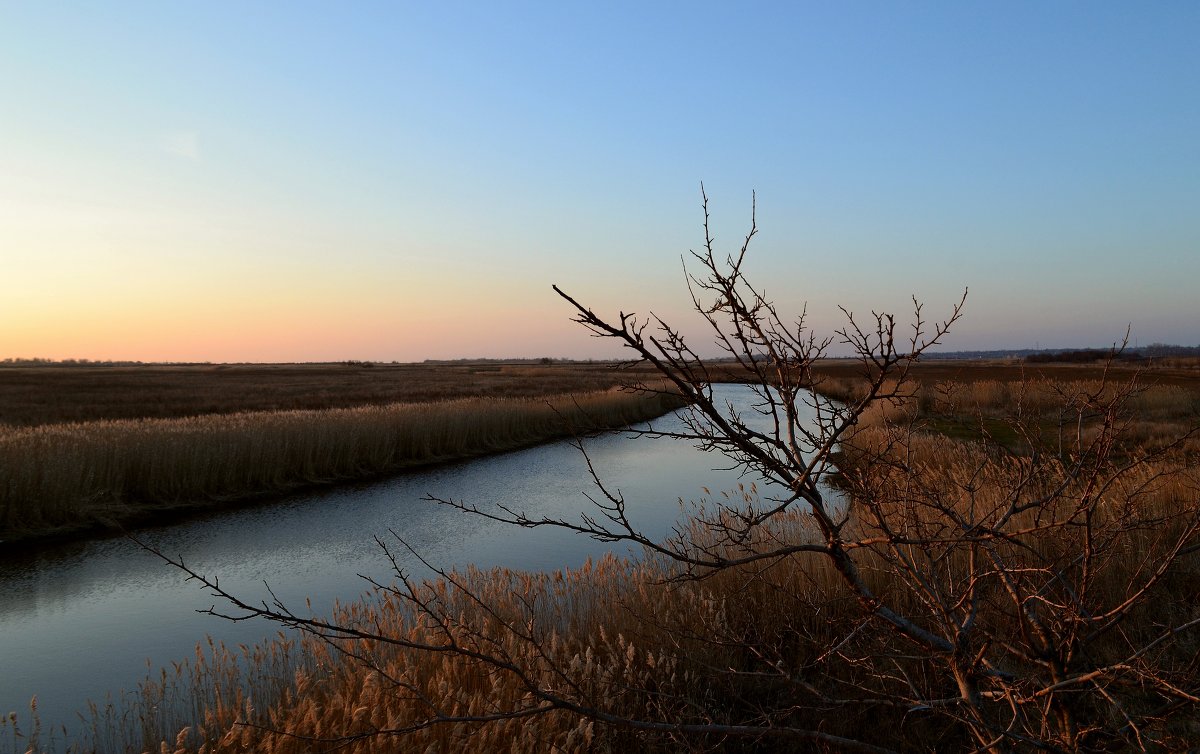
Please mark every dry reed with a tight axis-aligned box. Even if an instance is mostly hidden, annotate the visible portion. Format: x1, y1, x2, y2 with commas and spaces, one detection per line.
6, 373, 1197, 752
6, 449, 1196, 752
0, 389, 681, 542
16, 435, 1193, 752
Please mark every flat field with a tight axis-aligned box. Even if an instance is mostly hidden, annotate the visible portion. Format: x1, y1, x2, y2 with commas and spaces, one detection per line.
0, 362, 662, 428
5, 359, 1195, 429
809, 356, 1200, 388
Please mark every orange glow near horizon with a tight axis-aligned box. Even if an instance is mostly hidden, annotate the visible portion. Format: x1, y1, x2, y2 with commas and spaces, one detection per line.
1, 275, 611, 363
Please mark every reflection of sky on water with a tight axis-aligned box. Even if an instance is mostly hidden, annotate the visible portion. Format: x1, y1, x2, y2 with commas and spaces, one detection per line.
0, 384, 841, 736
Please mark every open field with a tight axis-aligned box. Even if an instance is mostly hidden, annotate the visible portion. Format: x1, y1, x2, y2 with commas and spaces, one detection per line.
811, 361, 1200, 453
0, 362, 664, 428
809, 357, 1200, 389
4, 359, 1193, 429
8, 365, 1198, 752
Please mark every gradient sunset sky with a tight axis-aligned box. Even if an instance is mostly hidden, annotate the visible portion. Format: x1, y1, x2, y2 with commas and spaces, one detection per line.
2, 3, 1197, 362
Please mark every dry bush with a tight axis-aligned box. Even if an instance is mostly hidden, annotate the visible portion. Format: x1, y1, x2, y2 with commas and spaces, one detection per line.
41, 404, 1195, 753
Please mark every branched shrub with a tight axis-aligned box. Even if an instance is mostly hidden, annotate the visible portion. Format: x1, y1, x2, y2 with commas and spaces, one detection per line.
80, 195, 1199, 753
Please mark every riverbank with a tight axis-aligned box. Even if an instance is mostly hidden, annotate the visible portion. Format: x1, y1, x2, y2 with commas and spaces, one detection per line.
163, 376, 1200, 750
6, 359, 1193, 546
4, 371, 1198, 751
0, 387, 683, 545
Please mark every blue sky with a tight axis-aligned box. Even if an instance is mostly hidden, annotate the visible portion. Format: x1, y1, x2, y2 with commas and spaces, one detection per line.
2, 2, 1197, 361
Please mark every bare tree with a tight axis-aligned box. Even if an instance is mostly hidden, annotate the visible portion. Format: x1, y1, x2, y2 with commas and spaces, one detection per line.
160, 191, 1199, 752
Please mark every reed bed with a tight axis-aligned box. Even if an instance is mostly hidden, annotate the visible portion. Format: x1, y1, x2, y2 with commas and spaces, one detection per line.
817, 375, 1200, 415
10, 435, 1194, 752
6, 541, 861, 753
817, 374, 1200, 453
0, 388, 681, 542
6, 372, 1197, 751
0, 363, 659, 428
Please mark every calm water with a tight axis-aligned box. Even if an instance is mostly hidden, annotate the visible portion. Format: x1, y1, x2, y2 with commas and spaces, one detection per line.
0, 384, 839, 735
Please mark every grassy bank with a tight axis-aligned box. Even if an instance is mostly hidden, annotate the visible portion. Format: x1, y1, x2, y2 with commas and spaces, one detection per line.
0, 388, 682, 543
11, 458, 1196, 751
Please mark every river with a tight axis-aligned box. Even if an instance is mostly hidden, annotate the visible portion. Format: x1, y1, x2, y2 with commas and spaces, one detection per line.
0, 383, 840, 741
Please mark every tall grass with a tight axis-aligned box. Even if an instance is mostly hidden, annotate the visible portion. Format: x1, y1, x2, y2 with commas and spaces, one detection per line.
6, 373, 1197, 751
817, 375, 1200, 451
0, 388, 681, 541
11, 435, 1194, 752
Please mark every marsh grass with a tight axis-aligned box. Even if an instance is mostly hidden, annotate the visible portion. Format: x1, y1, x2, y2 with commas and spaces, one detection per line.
0, 388, 681, 542
818, 373, 1200, 452
7, 465, 1197, 750
7, 371, 1198, 752
0, 363, 660, 428
12, 434, 1194, 752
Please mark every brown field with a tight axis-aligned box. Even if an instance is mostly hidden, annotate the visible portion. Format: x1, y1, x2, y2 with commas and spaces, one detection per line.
9, 362, 1198, 752
811, 361, 1200, 453
4, 359, 1193, 430
0, 362, 663, 428
809, 356, 1200, 389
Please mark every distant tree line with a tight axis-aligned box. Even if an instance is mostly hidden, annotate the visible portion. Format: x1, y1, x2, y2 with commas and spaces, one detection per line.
419, 357, 616, 365
1025, 349, 1144, 364
1141, 343, 1200, 357
1026, 343, 1200, 364
0, 357, 158, 367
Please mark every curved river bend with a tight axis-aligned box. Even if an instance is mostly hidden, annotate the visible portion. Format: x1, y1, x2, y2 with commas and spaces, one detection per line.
0, 384, 840, 736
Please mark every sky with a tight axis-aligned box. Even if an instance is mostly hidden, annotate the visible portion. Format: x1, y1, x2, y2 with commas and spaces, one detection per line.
2, 2, 1197, 362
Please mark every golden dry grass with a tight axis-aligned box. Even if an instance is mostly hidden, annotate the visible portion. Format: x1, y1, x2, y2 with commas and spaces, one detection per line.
20, 435, 1194, 752
8, 455, 1198, 753
818, 371, 1200, 454
7, 369, 1198, 752
0, 388, 682, 542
